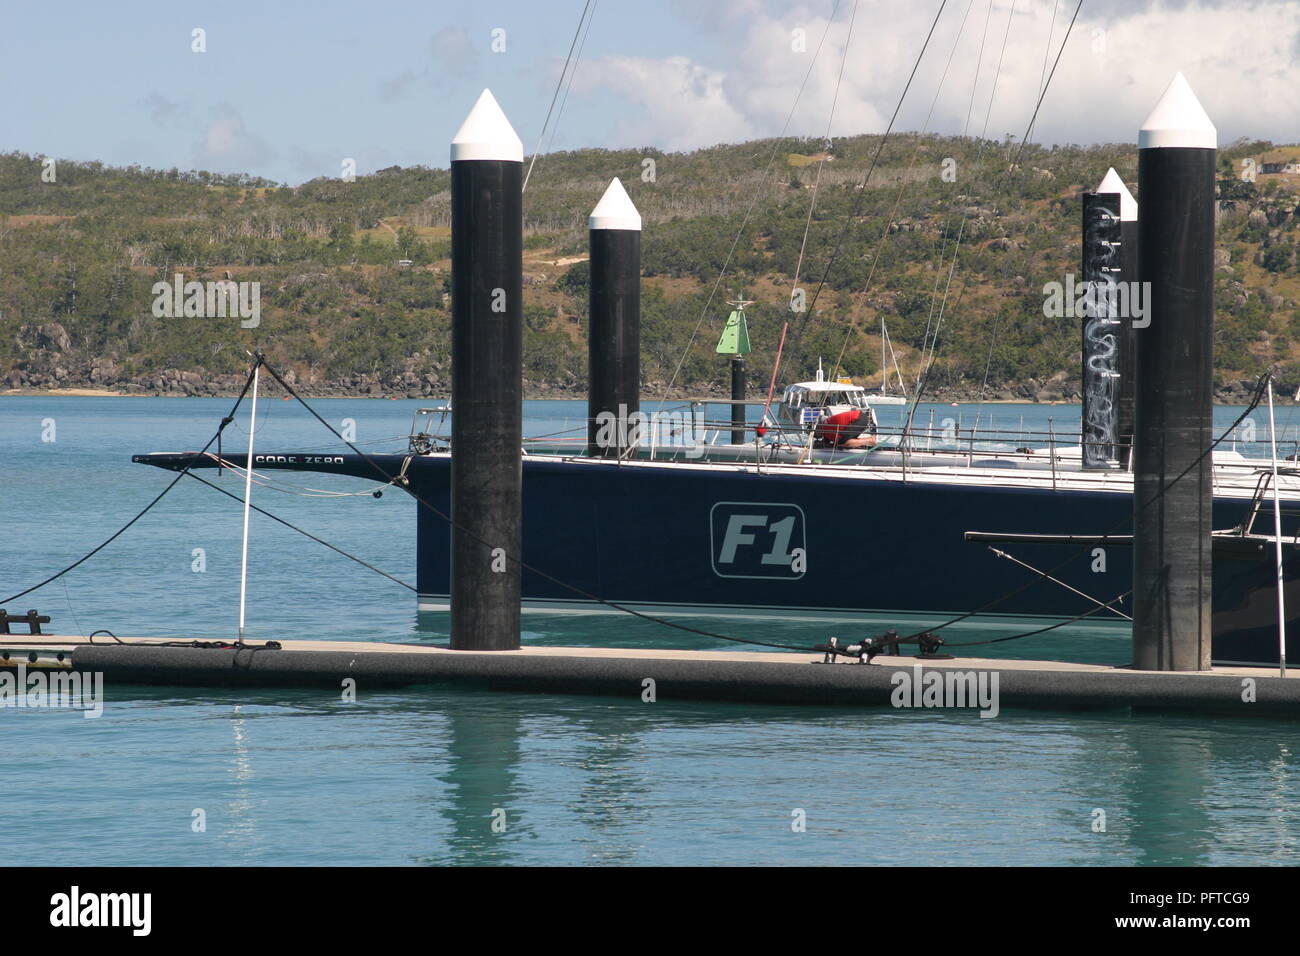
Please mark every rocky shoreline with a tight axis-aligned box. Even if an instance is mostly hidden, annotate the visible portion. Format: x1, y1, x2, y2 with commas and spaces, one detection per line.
2, 372, 1279, 405
2, 331, 1283, 405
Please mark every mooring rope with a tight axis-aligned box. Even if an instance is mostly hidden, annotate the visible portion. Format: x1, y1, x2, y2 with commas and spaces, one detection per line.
941, 589, 1133, 648
0, 361, 261, 606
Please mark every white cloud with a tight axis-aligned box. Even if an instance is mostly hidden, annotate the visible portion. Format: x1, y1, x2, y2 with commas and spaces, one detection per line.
571, 0, 1300, 150
574, 54, 755, 149
141, 92, 185, 128
193, 103, 274, 172
378, 27, 479, 103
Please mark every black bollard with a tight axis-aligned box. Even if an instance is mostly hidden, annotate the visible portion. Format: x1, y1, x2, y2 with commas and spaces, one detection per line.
586, 178, 642, 458
1132, 73, 1216, 671
449, 89, 524, 651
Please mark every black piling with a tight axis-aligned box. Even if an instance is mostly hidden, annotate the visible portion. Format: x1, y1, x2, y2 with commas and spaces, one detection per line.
586, 178, 642, 458
716, 300, 753, 445
730, 358, 747, 445
449, 89, 524, 651
1133, 73, 1217, 671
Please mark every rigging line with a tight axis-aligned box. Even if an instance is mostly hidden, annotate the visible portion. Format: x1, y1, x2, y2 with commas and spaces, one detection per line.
905, 0, 1019, 425
1011, 0, 1084, 171
791, 0, 860, 297
898, 375, 1270, 641
183, 472, 417, 592
826, 0, 978, 381
1036, 0, 1061, 101
943, 590, 1131, 646
911, 0, 997, 388
900, 0, 992, 392
978, 0, 1079, 421
542, 0, 598, 162
246, 434, 411, 454
200, 453, 395, 498
0, 361, 261, 607
987, 545, 1131, 619
796, 0, 951, 347
523, 0, 594, 192
961, 1, 1008, 416
259, 358, 815, 653
923, 0, 1014, 377
61, 577, 86, 639
655, 0, 843, 407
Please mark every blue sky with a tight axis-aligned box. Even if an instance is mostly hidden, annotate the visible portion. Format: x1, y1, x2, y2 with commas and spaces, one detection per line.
4, 0, 1299, 184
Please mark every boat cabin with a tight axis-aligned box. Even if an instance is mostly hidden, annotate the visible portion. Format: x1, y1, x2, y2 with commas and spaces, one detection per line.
775, 366, 880, 447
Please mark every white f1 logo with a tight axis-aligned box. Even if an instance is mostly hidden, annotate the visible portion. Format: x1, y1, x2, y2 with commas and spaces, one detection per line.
710, 503, 806, 579
719, 514, 767, 564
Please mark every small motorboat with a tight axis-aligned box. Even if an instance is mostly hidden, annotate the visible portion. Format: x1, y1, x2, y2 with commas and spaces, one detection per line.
772, 363, 880, 448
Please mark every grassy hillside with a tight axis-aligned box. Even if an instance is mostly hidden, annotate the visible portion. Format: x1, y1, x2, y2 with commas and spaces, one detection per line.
2, 133, 1299, 400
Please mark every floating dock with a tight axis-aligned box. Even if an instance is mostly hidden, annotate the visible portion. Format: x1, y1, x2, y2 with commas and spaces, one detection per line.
6, 635, 1300, 716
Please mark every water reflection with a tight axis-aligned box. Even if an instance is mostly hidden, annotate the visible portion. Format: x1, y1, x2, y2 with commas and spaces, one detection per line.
1101, 716, 1298, 866
221, 704, 262, 856
426, 707, 526, 865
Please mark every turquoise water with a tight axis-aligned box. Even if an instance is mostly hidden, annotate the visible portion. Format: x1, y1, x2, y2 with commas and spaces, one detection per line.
2, 396, 1298, 866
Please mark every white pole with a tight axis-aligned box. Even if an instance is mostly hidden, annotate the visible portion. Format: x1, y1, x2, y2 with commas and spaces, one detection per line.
1267, 378, 1288, 677
881, 318, 887, 393
238, 363, 260, 644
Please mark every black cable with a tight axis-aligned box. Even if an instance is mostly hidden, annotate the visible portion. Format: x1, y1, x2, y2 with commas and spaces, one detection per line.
183, 471, 417, 592
258, 358, 814, 653
0, 361, 261, 606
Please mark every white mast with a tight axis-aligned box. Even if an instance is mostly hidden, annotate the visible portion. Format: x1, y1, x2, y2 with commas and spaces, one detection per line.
1267, 378, 1288, 677
881, 318, 887, 393
237, 363, 260, 644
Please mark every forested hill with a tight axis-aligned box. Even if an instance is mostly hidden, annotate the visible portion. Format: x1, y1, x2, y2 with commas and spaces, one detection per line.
2, 133, 1299, 400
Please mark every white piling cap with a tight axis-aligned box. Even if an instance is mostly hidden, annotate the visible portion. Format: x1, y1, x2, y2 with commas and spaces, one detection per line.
588, 177, 642, 231
451, 89, 524, 163
1096, 167, 1138, 221
1139, 72, 1216, 150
